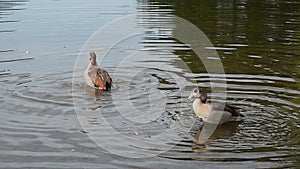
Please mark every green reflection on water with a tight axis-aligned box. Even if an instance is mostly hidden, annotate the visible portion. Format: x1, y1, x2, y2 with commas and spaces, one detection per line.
140, 0, 300, 167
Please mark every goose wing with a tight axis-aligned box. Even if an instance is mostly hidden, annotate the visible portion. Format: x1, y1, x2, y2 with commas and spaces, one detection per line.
210, 101, 243, 117
88, 67, 107, 90
98, 68, 112, 84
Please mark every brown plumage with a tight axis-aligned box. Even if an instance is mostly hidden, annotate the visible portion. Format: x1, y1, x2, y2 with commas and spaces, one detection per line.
84, 52, 112, 91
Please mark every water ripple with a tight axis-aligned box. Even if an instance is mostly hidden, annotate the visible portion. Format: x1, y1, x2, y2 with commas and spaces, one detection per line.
0, 0, 299, 168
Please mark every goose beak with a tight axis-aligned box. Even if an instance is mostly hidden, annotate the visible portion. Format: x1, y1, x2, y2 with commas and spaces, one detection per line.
188, 93, 195, 100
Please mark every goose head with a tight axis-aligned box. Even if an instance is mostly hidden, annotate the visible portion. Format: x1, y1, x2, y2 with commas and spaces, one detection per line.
89, 52, 97, 65
188, 87, 208, 103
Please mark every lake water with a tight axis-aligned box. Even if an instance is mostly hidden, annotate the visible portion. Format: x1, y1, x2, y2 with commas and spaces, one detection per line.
0, 0, 299, 168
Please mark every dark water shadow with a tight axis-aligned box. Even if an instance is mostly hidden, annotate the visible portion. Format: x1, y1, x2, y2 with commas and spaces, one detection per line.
193, 121, 241, 147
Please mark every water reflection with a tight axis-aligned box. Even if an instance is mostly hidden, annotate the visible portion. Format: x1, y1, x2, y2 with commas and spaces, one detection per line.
194, 121, 241, 145
0, 0, 299, 168
137, 0, 300, 168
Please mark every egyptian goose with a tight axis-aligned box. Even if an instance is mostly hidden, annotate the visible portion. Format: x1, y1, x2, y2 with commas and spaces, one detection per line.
188, 87, 243, 124
84, 52, 112, 91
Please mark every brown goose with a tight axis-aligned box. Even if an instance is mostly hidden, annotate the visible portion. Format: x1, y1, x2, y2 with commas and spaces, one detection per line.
188, 87, 243, 124
84, 52, 112, 91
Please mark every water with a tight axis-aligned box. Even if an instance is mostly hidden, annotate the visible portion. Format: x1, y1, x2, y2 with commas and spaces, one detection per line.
1, 0, 299, 168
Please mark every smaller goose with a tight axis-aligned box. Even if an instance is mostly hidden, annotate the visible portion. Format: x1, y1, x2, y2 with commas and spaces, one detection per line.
188, 87, 243, 124
84, 52, 112, 91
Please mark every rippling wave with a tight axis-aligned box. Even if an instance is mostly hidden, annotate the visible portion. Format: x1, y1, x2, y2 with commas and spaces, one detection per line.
0, 0, 299, 168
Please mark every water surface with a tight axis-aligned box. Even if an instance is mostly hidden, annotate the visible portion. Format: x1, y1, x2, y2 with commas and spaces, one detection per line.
0, 0, 299, 168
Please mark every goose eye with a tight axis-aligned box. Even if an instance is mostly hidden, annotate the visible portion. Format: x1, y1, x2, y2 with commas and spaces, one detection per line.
193, 88, 198, 93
